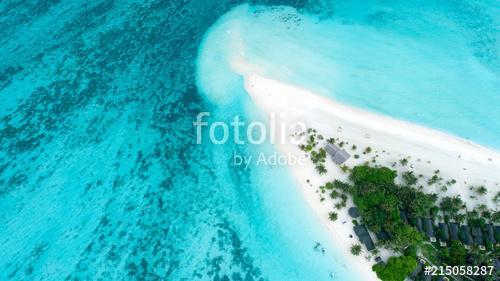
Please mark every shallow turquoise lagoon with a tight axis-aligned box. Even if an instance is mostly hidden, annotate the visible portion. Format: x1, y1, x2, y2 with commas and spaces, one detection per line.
198, 2, 500, 149
0, 1, 498, 281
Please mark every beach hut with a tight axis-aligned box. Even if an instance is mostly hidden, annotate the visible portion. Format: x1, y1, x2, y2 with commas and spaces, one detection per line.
332, 150, 350, 164
461, 225, 473, 249
325, 143, 340, 156
438, 223, 450, 247
423, 218, 436, 242
348, 207, 359, 218
325, 143, 350, 165
471, 226, 485, 250
496, 226, 500, 244
354, 224, 375, 251
485, 224, 496, 245
448, 223, 459, 241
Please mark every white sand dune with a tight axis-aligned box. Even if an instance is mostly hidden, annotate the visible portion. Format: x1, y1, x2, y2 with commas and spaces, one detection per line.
244, 74, 500, 281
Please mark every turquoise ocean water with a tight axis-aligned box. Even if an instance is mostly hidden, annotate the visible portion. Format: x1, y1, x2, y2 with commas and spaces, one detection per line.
0, 1, 498, 281
198, 2, 500, 149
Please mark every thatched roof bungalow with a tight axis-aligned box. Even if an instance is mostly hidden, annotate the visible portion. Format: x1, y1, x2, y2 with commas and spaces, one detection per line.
448, 223, 459, 241
461, 225, 473, 247
485, 224, 496, 245
354, 224, 375, 251
439, 223, 450, 241
423, 218, 436, 242
325, 143, 350, 165
471, 226, 485, 249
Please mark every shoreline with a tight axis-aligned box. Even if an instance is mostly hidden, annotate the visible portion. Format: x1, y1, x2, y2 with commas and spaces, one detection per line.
243, 74, 500, 281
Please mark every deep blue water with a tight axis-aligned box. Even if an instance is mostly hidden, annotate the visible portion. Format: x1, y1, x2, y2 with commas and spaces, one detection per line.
1, 1, 499, 281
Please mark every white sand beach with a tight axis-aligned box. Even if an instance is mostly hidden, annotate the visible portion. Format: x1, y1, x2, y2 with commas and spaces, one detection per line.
244, 74, 500, 281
